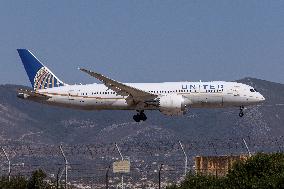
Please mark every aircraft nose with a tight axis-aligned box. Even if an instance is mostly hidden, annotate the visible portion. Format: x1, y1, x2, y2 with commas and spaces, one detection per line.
259, 94, 265, 101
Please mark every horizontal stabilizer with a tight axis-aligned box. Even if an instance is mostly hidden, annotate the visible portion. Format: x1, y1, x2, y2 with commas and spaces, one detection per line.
17, 89, 51, 100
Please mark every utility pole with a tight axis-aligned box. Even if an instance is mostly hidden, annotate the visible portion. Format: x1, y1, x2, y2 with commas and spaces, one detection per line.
1, 147, 11, 182
115, 143, 124, 189
158, 164, 163, 189
106, 165, 110, 189
115, 143, 123, 160
179, 141, 188, 178
59, 145, 68, 189
242, 138, 252, 157
56, 168, 61, 189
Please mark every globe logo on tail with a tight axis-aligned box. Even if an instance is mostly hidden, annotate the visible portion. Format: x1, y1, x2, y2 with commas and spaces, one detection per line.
33, 67, 64, 90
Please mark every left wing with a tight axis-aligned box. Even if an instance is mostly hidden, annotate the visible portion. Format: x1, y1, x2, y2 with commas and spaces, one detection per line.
79, 68, 158, 103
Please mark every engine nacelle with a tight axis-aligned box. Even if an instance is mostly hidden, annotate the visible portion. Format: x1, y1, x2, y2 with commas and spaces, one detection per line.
158, 94, 190, 116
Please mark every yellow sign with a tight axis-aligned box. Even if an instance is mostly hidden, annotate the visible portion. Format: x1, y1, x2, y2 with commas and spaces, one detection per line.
113, 160, 130, 173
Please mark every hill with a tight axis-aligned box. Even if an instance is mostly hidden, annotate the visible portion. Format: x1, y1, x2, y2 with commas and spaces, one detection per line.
0, 78, 283, 146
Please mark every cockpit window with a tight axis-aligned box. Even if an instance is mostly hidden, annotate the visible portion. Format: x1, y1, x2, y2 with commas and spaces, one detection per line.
254, 88, 258, 92
250, 89, 255, 92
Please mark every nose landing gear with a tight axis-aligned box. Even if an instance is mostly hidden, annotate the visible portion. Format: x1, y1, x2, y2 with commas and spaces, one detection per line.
133, 110, 147, 122
239, 106, 244, 117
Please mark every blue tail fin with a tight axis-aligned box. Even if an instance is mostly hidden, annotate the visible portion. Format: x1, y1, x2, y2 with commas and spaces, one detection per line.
17, 49, 65, 90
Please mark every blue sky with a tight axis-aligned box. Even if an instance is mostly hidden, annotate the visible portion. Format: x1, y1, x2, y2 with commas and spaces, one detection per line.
0, 0, 283, 86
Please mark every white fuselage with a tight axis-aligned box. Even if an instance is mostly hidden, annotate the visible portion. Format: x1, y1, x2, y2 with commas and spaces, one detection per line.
33, 81, 265, 112
16, 49, 266, 120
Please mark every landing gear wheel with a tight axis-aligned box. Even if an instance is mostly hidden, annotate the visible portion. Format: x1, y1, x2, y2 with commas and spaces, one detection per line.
140, 113, 147, 121
133, 114, 141, 122
239, 112, 244, 117
239, 106, 244, 117
133, 110, 147, 122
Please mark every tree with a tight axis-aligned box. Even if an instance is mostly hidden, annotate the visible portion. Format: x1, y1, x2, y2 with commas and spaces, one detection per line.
227, 153, 284, 189
167, 153, 284, 189
27, 169, 52, 189
0, 169, 54, 189
0, 175, 27, 189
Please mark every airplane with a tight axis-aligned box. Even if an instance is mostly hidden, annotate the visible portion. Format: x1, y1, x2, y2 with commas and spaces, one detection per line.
17, 49, 265, 122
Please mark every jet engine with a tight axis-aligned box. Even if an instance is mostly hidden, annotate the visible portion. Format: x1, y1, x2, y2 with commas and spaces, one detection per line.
158, 94, 190, 116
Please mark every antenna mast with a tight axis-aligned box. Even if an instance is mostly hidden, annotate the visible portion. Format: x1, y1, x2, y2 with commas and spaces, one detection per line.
115, 143, 124, 189
59, 145, 68, 189
179, 141, 188, 178
1, 147, 11, 182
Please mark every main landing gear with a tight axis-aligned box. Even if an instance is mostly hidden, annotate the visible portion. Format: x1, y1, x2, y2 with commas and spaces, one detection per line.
133, 110, 147, 122
239, 106, 244, 117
